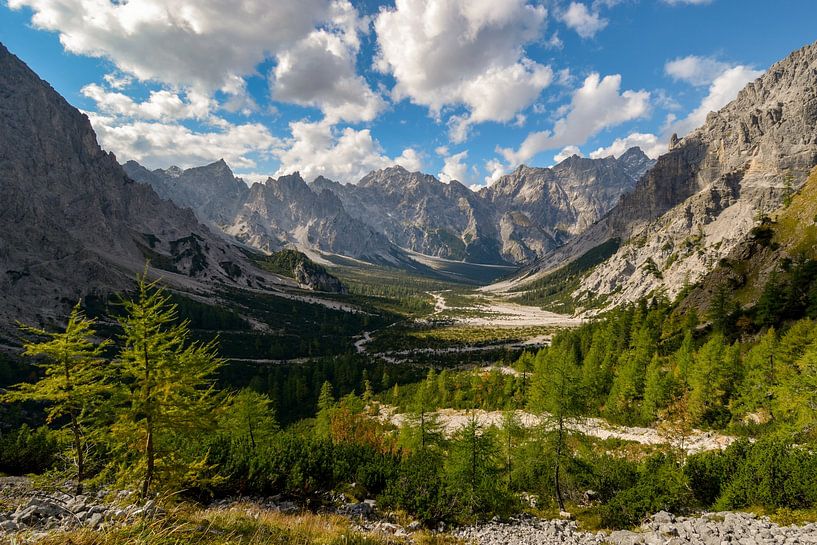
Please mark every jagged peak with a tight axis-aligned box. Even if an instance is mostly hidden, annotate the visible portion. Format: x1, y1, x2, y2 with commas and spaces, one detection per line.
618, 146, 648, 161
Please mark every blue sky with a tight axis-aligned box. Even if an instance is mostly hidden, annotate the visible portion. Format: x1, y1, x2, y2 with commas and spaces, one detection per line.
1, 0, 815, 188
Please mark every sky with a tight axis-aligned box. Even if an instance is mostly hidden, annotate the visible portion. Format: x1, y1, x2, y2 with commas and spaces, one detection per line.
1, 1, 815, 189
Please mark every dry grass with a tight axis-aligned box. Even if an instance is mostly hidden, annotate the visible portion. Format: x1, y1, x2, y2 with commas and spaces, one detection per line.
23, 503, 462, 545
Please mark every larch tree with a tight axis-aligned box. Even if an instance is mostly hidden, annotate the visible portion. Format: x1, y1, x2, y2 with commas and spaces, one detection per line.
401, 373, 443, 452
530, 344, 584, 513
3, 304, 110, 494
218, 388, 279, 449
114, 273, 223, 498
315, 380, 336, 440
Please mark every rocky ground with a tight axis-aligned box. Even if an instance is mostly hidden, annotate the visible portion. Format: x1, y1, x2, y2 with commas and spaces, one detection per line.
3, 478, 816, 545
0, 477, 162, 539
456, 511, 817, 545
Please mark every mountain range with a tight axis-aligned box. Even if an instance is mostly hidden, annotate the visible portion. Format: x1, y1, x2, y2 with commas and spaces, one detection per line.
3, 37, 817, 326
124, 144, 654, 267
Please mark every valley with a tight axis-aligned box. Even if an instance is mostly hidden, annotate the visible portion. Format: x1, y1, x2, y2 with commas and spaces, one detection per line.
2, 16, 817, 545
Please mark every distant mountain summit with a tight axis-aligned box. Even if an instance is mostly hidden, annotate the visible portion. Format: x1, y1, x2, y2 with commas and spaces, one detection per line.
0, 43, 281, 329
480, 148, 654, 262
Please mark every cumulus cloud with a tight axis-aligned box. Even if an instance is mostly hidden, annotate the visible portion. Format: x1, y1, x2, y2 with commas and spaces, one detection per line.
273, 120, 422, 183
438, 151, 470, 183
589, 132, 667, 159
665, 55, 730, 86
374, 0, 552, 141
270, 2, 385, 123
665, 64, 762, 136
553, 145, 583, 163
484, 158, 508, 185
82, 84, 214, 121
9, 0, 332, 93
559, 2, 608, 38
499, 73, 650, 165
87, 113, 280, 170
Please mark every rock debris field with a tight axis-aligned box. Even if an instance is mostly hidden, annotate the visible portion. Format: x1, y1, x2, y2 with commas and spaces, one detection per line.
456, 511, 817, 545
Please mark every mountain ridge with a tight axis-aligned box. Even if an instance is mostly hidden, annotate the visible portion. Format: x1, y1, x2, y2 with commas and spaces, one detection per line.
127, 147, 654, 268
499, 39, 817, 312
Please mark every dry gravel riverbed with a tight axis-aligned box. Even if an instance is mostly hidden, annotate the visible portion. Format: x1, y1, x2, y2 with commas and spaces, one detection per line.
378, 406, 736, 454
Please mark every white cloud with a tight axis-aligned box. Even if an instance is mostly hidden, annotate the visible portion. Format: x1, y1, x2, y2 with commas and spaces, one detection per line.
665, 55, 730, 86
103, 72, 133, 90
270, 2, 385, 123
82, 84, 214, 121
500, 73, 650, 165
273, 120, 422, 183
559, 2, 608, 38
553, 145, 583, 163
666, 64, 762, 136
484, 158, 508, 185
233, 172, 274, 185
589, 132, 667, 160
9, 0, 332, 93
87, 113, 280, 170
662, 0, 713, 5
374, 0, 551, 141
438, 151, 470, 183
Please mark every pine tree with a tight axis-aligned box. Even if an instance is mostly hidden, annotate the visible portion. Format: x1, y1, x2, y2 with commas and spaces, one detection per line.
530, 344, 584, 512
606, 321, 656, 423
777, 340, 817, 437
642, 354, 673, 424
500, 410, 523, 489
735, 328, 778, 423
218, 389, 279, 449
445, 411, 500, 516
3, 304, 110, 494
315, 380, 336, 439
114, 274, 223, 498
673, 328, 695, 383
401, 376, 443, 451
687, 334, 738, 426
514, 351, 535, 402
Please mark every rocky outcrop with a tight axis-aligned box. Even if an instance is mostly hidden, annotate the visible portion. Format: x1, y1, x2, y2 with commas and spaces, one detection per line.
503, 40, 817, 309
0, 42, 280, 330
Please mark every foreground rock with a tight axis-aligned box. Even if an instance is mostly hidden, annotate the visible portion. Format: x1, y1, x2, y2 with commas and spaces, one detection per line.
456, 511, 817, 545
0, 488, 161, 539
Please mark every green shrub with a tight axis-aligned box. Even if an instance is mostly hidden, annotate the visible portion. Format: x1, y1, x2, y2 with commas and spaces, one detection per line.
599, 453, 692, 529
0, 424, 59, 475
379, 450, 456, 525
684, 439, 751, 507
715, 437, 817, 510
